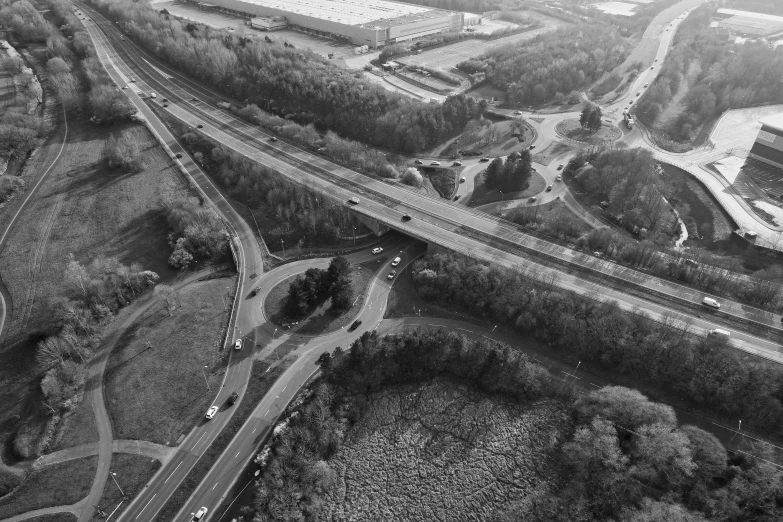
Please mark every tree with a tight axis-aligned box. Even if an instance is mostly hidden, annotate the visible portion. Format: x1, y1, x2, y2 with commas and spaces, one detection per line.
587, 105, 603, 130
330, 275, 353, 310
327, 256, 351, 284
484, 157, 504, 189
580, 105, 591, 128
574, 386, 677, 432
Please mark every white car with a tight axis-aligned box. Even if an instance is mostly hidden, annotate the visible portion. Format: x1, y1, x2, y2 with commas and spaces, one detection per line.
234, 338, 242, 350
348, 197, 359, 205
372, 247, 383, 254
192, 507, 208, 521
460, 176, 466, 183
430, 161, 441, 166
391, 256, 401, 267
513, 110, 523, 115
205, 406, 219, 420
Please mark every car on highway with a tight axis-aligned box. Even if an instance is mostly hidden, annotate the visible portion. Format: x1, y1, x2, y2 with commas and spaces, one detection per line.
234, 338, 242, 350
149, 93, 156, 98
402, 214, 411, 221
348, 197, 359, 205
529, 145, 536, 149
387, 270, 397, 280
197, 124, 203, 128
414, 159, 423, 165
557, 164, 563, 170
460, 176, 466, 182
453, 161, 462, 166
227, 392, 239, 405
349, 320, 362, 331
120, 36, 124, 40
546, 184, 553, 192
270, 136, 278, 142
513, 110, 523, 115
391, 256, 401, 266
162, 98, 168, 102
372, 247, 383, 254
175, 153, 182, 159
250, 287, 260, 297
205, 406, 219, 420
479, 157, 490, 162
702, 297, 721, 309
191, 97, 199, 102
644, 83, 648, 88
556, 176, 562, 181
636, 92, 641, 96
529, 196, 537, 202
163, 104, 168, 107
430, 161, 441, 166
453, 194, 460, 201
191, 507, 208, 521
708, 328, 730, 338
650, 66, 654, 70
121, 86, 127, 89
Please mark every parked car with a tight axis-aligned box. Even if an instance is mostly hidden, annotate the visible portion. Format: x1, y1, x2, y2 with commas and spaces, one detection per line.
191, 507, 208, 521
227, 392, 239, 405
348, 197, 359, 205
205, 406, 219, 420
513, 110, 523, 115
372, 247, 383, 254
349, 320, 362, 331
391, 256, 401, 266
387, 270, 397, 280
650, 66, 654, 70
163, 104, 168, 107
234, 338, 242, 350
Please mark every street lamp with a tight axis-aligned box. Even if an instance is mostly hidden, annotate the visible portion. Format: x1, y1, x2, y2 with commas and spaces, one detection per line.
110, 472, 125, 497
499, 190, 504, 201
201, 365, 211, 391
400, 250, 409, 275
280, 238, 286, 258
353, 226, 356, 247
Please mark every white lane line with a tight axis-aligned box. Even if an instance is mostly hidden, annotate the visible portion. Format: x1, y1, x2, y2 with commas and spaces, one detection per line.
164, 461, 183, 483
265, 409, 270, 415
213, 481, 219, 490
252, 428, 257, 433
236, 451, 241, 458
193, 432, 206, 448
137, 494, 156, 519
282, 385, 287, 392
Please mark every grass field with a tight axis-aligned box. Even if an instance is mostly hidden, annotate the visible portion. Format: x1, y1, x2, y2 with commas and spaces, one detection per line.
425, 168, 458, 199
468, 169, 546, 207
555, 118, 622, 145
89, 453, 161, 522
441, 119, 536, 159
21, 514, 77, 522
531, 141, 574, 165
321, 380, 570, 520
0, 118, 192, 459
104, 275, 236, 446
0, 456, 97, 519
265, 261, 379, 335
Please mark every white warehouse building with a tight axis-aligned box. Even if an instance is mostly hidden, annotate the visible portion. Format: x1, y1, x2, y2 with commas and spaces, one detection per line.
208, 0, 464, 47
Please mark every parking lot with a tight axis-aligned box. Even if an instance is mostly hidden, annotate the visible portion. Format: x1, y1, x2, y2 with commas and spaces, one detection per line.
742, 159, 783, 201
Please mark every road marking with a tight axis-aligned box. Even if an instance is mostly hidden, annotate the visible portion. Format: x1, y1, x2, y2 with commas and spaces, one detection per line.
590, 383, 601, 388
236, 451, 241, 458
137, 494, 156, 519
456, 327, 472, 332
282, 385, 287, 391
266, 409, 270, 415
194, 432, 206, 448
252, 428, 257, 433
164, 461, 182, 483
213, 481, 219, 490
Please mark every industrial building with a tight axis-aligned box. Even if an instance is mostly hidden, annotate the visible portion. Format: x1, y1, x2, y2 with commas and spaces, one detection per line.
749, 113, 783, 169
209, 0, 463, 47
716, 9, 783, 37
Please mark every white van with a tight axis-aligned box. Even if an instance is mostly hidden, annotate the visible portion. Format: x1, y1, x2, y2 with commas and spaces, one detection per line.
702, 297, 720, 309
708, 329, 730, 338
150, 93, 157, 98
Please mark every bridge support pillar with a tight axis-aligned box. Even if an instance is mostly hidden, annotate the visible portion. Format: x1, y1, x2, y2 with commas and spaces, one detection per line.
354, 213, 390, 236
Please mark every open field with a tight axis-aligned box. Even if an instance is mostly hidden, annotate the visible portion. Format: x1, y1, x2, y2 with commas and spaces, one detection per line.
556, 118, 622, 145
441, 119, 535, 159
468, 169, 546, 207
0, 119, 191, 463
322, 380, 570, 520
265, 261, 378, 335
531, 141, 574, 164
22, 515, 77, 522
104, 275, 236, 446
0, 456, 97, 519
88, 453, 161, 522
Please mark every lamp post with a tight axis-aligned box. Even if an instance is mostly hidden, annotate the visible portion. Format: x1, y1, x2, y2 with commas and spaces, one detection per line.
353, 226, 356, 247
400, 250, 409, 275
110, 472, 125, 498
201, 365, 211, 391
280, 238, 286, 258
499, 190, 504, 201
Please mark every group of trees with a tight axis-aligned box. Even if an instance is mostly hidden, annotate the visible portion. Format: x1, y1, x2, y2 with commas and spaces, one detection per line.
569, 147, 674, 238
484, 150, 533, 192
36, 255, 158, 415
284, 256, 353, 318
176, 127, 361, 247
459, 25, 631, 105
84, 0, 486, 152
498, 385, 783, 521
164, 197, 228, 269
579, 104, 603, 131
411, 252, 783, 434
106, 133, 142, 172
637, 5, 783, 143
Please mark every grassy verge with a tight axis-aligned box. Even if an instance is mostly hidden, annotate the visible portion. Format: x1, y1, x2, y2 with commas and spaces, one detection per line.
440, 119, 536, 158
531, 141, 574, 164
0, 456, 97, 519
425, 168, 458, 199
20, 515, 77, 522
89, 453, 161, 522
468, 169, 546, 207
265, 261, 380, 335
104, 276, 236, 446
153, 356, 295, 522
555, 118, 622, 144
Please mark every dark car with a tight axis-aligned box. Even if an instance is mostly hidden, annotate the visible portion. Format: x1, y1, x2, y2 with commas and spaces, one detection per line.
162, 98, 168, 102
250, 287, 260, 297
227, 392, 238, 405
349, 320, 362, 331
175, 153, 182, 159
479, 157, 490, 162
401, 214, 411, 221
453, 194, 461, 201
270, 136, 278, 142
197, 124, 203, 128
163, 104, 168, 107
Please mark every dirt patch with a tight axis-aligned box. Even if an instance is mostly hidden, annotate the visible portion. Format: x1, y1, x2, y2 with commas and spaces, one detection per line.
89, 453, 161, 522
468, 169, 546, 207
531, 141, 574, 164
265, 261, 379, 335
104, 276, 236, 445
555, 118, 622, 145
0, 456, 97, 519
440, 119, 535, 158
321, 380, 570, 520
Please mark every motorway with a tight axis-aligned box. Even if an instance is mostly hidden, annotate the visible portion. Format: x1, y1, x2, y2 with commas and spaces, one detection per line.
64, 1, 783, 521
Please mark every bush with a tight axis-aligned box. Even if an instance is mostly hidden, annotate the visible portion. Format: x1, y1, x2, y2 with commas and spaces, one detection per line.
401, 167, 423, 188
165, 197, 228, 263
106, 134, 142, 172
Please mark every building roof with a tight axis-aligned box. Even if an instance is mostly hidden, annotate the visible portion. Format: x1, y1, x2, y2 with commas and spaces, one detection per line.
719, 15, 783, 35
750, 141, 783, 167
717, 9, 783, 24
759, 113, 783, 133
232, 0, 447, 27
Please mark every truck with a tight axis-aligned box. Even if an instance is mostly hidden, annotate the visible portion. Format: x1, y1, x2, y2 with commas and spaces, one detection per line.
623, 109, 634, 129
216, 101, 232, 110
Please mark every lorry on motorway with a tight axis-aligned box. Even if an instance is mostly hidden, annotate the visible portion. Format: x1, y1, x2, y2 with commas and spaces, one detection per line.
216, 101, 232, 110
623, 110, 634, 129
